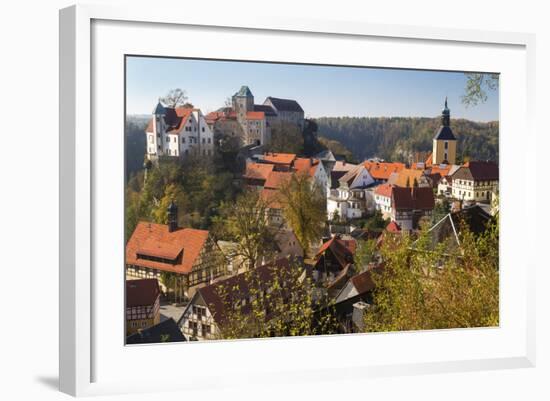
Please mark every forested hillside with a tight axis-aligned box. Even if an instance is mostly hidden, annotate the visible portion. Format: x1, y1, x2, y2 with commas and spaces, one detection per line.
315, 117, 499, 163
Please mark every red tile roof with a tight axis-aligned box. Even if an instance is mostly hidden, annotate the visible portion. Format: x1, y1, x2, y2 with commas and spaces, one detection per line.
126, 279, 160, 307
364, 161, 406, 180
246, 111, 265, 120
244, 162, 275, 181
315, 237, 357, 269
293, 157, 320, 178
263, 152, 297, 166
386, 221, 401, 233
126, 222, 210, 274
260, 188, 282, 209
264, 171, 292, 190
374, 183, 393, 198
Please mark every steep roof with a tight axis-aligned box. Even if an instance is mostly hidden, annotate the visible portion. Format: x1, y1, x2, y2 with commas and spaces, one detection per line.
434, 125, 457, 140
264, 171, 292, 189
265, 97, 304, 112
244, 162, 275, 181
195, 258, 292, 324
126, 318, 186, 344
364, 161, 406, 180
390, 168, 426, 188
315, 237, 357, 270
254, 104, 277, 116
126, 279, 160, 307
391, 187, 435, 211
145, 106, 194, 134
374, 183, 393, 198
427, 205, 493, 249
126, 222, 210, 274
260, 188, 282, 209
235, 85, 253, 97
453, 161, 499, 181
293, 157, 321, 178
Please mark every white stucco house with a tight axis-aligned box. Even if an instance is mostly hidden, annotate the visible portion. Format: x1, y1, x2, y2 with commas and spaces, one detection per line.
327, 165, 376, 221
145, 102, 215, 161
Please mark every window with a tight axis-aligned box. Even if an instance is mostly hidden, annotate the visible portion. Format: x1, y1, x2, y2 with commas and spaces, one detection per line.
149, 135, 154, 144
202, 138, 205, 144
165, 136, 169, 142
181, 137, 186, 143
444, 141, 448, 149
202, 127, 205, 132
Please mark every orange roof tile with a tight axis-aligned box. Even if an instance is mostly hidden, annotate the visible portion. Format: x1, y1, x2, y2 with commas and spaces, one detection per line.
264, 171, 292, 190
246, 111, 265, 120
374, 183, 393, 198
244, 162, 275, 181
293, 157, 320, 178
126, 222, 209, 274
392, 168, 425, 187
263, 152, 297, 166
260, 188, 282, 209
364, 161, 406, 180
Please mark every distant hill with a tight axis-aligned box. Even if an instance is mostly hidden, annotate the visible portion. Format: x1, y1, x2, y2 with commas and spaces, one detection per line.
314, 117, 499, 164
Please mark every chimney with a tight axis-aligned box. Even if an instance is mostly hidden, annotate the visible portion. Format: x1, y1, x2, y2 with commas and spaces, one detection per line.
167, 200, 178, 232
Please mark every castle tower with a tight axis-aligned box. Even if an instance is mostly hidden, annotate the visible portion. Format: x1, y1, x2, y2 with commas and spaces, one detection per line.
232, 85, 254, 121
432, 98, 457, 165
167, 200, 178, 233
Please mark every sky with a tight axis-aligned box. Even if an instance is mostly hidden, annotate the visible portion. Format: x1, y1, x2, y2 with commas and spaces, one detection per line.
126, 56, 499, 122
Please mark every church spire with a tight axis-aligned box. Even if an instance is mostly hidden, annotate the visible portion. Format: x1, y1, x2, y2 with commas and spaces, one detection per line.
441, 97, 450, 126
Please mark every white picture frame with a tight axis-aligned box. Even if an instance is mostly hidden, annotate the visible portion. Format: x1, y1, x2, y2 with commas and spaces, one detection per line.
59, 3, 536, 397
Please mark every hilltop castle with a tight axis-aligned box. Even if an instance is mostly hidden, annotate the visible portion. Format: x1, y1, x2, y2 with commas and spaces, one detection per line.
205, 85, 305, 147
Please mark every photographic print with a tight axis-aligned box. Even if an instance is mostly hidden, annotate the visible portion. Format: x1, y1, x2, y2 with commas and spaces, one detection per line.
124, 56, 499, 344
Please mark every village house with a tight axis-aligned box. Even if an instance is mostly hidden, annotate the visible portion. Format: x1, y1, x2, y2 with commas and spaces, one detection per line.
373, 183, 393, 218
333, 269, 377, 332
449, 161, 499, 203
363, 160, 406, 183
391, 186, 435, 231
425, 204, 494, 251
387, 168, 432, 188
243, 162, 275, 188
293, 157, 330, 195
125, 201, 226, 298
327, 164, 376, 221
145, 102, 214, 161
311, 236, 357, 286
126, 278, 161, 336
177, 259, 294, 340
126, 318, 186, 345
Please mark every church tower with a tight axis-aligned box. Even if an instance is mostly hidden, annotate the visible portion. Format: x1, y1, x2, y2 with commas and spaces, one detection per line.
167, 200, 178, 233
432, 98, 457, 165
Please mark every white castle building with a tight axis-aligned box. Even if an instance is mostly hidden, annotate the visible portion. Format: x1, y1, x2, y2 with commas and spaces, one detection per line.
145, 102, 214, 161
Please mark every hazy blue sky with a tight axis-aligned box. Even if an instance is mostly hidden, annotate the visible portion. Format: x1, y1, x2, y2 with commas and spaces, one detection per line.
126, 56, 499, 122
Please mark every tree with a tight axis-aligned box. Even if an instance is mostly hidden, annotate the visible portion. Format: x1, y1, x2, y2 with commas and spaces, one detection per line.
462, 73, 499, 107
363, 218, 499, 332
152, 183, 188, 225
267, 121, 304, 154
214, 258, 339, 339
159, 271, 185, 304
160, 88, 188, 108
214, 190, 279, 270
278, 172, 326, 257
